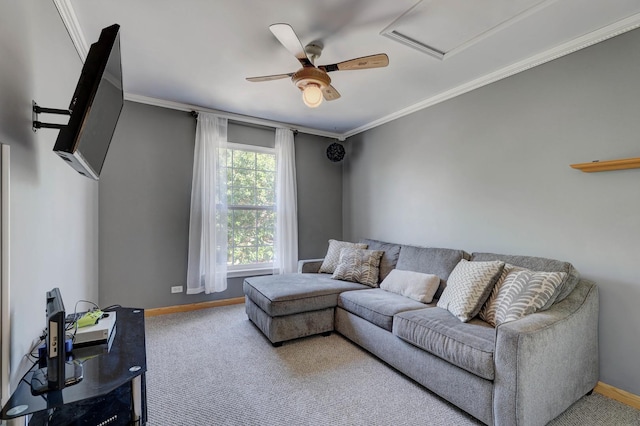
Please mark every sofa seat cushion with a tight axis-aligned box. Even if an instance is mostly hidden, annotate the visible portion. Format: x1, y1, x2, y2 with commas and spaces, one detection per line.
244, 274, 369, 317
393, 307, 496, 380
338, 289, 431, 331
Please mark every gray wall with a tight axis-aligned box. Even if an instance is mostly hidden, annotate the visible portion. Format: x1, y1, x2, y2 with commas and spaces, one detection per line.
343, 28, 640, 395
99, 101, 342, 308
295, 133, 344, 260
0, 2, 99, 387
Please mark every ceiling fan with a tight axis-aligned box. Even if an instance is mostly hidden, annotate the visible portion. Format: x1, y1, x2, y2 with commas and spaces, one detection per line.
246, 23, 389, 108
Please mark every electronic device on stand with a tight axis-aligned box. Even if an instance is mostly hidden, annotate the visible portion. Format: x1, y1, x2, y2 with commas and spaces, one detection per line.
30, 288, 83, 395
1, 306, 146, 425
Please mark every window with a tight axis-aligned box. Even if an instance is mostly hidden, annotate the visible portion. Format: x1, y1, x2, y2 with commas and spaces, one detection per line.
224, 143, 276, 270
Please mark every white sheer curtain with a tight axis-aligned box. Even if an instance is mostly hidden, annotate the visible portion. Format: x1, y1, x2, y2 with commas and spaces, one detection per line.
274, 128, 298, 274
186, 113, 228, 294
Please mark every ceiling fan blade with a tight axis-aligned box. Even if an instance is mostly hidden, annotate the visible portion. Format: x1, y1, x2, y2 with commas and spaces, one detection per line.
322, 85, 341, 101
319, 54, 389, 72
246, 73, 292, 82
269, 23, 314, 68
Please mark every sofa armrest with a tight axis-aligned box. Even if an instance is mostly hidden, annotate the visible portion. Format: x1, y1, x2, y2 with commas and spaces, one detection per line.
297, 259, 324, 274
493, 280, 599, 426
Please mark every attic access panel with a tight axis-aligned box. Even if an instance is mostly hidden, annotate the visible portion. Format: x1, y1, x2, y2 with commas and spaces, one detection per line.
381, 0, 554, 60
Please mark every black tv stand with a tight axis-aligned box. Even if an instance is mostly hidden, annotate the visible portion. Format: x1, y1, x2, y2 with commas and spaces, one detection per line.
1, 307, 147, 425
30, 361, 84, 395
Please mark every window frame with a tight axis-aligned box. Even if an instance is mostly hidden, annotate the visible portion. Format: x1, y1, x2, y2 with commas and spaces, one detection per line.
225, 142, 277, 277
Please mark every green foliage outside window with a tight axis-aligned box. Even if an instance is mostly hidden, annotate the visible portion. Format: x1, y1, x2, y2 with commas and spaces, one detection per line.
225, 148, 276, 267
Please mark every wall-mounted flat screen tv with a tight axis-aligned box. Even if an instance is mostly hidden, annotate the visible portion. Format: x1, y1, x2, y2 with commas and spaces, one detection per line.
53, 24, 123, 180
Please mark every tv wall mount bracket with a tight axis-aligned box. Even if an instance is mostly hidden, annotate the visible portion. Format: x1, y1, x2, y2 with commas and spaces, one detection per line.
32, 101, 71, 132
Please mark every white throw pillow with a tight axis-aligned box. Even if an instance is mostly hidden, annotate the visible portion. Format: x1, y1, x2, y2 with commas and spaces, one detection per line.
319, 240, 368, 274
437, 259, 505, 322
380, 269, 440, 303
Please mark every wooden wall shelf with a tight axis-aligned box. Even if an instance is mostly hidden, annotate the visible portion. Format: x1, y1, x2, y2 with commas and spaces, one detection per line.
570, 157, 640, 173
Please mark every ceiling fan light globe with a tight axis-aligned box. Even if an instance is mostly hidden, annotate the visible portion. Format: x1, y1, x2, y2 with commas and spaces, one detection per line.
302, 84, 323, 108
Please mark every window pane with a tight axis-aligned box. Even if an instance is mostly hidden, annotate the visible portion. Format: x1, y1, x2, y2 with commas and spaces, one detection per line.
233, 151, 255, 169
257, 226, 274, 246
231, 187, 255, 205
256, 153, 275, 171
256, 188, 275, 206
236, 246, 257, 265
226, 147, 276, 268
231, 247, 247, 265
232, 167, 255, 188
257, 246, 274, 263
258, 210, 276, 229
231, 210, 256, 228
256, 171, 275, 190
234, 226, 256, 247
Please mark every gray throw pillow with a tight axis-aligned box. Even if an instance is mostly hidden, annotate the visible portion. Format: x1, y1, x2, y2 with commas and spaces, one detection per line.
437, 259, 504, 322
319, 240, 368, 274
332, 248, 384, 287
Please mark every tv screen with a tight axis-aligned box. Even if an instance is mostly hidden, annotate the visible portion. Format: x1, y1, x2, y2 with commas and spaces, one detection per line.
53, 24, 123, 180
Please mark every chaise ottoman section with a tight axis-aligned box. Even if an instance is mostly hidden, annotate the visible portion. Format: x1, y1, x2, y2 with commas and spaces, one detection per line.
244, 274, 369, 316
243, 273, 370, 345
245, 298, 335, 345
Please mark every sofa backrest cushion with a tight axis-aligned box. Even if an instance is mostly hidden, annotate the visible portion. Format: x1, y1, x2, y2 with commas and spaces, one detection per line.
359, 238, 402, 282
396, 245, 470, 298
470, 252, 579, 304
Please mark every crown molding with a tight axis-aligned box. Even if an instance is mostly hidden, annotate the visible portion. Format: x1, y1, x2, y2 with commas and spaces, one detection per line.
53, 0, 89, 60
343, 12, 640, 139
125, 93, 345, 141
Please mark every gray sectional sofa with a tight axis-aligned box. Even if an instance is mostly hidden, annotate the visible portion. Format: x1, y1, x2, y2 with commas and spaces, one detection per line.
243, 239, 599, 426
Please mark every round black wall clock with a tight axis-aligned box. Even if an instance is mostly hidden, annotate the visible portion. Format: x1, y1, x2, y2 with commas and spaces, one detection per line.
326, 142, 345, 162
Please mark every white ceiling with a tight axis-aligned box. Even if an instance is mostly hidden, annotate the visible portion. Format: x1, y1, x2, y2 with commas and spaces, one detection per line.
59, 0, 640, 139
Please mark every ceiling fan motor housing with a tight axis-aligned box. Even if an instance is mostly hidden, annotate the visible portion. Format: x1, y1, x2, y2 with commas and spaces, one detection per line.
292, 67, 331, 91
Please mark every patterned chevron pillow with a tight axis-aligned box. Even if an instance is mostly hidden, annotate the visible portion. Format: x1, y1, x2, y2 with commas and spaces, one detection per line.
437, 259, 505, 322
319, 240, 368, 274
332, 248, 384, 287
479, 264, 566, 327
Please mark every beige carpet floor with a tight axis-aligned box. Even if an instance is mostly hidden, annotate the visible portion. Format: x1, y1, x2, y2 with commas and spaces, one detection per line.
144, 304, 640, 425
